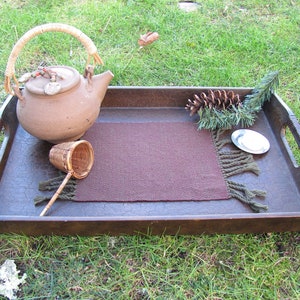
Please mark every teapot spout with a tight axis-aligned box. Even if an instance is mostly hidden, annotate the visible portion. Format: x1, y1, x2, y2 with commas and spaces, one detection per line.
93, 70, 114, 105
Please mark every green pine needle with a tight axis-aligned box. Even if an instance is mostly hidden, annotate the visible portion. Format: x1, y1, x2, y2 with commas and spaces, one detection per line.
196, 71, 279, 130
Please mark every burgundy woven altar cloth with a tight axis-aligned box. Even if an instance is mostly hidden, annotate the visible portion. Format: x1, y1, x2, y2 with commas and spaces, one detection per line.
75, 122, 230, 202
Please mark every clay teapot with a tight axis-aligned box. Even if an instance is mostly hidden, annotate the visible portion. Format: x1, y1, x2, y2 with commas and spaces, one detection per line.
4, 23, 114, 144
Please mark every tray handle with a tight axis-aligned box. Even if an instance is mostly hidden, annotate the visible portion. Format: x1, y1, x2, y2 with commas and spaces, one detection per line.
281, 115, 300, 167
4, 23, 104, 95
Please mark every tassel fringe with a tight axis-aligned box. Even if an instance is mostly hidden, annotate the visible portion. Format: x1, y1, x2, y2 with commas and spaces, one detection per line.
35, 173, 77, 205
227, 180, 267, 213
213, 129, 268, 213
34, 191, 76, 205
219, 151, 261, 177
38, 174, 76, 191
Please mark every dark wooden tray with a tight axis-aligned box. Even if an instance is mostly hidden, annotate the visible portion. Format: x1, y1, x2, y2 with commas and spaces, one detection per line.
0, 87, 299, 235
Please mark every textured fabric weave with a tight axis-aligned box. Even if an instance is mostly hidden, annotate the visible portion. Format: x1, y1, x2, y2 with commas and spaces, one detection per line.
75, 122, 230, 202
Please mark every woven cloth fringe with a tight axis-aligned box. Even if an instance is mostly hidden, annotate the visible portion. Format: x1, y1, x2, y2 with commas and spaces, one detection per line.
34, 173, 77, 205
212, 129, 268, 212
35, 129, 268, 213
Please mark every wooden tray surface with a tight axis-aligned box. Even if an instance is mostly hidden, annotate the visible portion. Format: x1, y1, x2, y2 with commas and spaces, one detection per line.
0, 87, 299, 235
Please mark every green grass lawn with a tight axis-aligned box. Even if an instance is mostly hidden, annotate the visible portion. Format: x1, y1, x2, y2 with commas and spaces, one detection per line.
0, 0, 299, 299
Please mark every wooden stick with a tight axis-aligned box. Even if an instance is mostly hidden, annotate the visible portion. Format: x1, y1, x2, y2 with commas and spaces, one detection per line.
40, 172, 73, 216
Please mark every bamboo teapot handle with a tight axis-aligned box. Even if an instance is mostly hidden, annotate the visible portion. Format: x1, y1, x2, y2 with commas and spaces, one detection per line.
4, 23, 104, 95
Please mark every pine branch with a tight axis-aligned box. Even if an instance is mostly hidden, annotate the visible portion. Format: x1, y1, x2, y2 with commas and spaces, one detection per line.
243, 71, 279, 112
194, 71, 279, 130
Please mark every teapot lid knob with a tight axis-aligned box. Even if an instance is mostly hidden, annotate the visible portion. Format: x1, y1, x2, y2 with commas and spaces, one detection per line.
44, 82, 62, 95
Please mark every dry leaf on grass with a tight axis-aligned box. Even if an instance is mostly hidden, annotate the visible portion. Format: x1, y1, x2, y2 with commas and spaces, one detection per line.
138, 32, 159, 47
69, 286, 83, 292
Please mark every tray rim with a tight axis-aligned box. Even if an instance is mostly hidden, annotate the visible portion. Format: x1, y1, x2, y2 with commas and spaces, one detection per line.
1, 86, 299, 235
1, 213, 300, 235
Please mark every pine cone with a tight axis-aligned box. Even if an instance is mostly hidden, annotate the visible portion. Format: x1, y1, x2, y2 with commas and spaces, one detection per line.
185, 90, 243, 116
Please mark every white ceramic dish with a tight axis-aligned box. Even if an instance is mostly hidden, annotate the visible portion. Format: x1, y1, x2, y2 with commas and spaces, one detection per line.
231, 129, 270, 154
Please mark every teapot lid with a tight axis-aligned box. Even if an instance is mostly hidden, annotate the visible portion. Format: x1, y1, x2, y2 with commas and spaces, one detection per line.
25, 66, 80, 95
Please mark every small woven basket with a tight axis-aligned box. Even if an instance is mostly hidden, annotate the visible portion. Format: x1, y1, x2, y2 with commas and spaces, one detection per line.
49, 140, 94, 179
